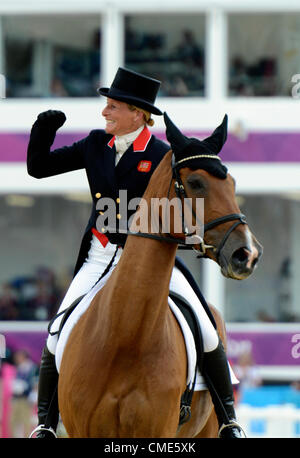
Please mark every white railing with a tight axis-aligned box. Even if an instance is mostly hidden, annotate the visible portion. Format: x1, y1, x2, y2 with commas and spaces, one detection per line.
236, 404, 300, 438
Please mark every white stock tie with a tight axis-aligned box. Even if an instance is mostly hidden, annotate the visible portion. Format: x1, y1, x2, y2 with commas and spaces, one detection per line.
114, 125, 144, 165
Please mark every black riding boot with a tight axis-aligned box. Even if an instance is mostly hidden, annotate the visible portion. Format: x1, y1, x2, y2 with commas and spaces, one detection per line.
202, 338, 245, 438
30, 346, 59, 438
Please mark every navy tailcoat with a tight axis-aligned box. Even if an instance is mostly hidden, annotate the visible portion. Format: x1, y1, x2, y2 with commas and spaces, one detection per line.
27, 124, 170, 275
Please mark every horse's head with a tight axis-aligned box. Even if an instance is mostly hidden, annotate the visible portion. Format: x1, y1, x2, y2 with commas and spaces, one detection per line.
164, 112, 262, 280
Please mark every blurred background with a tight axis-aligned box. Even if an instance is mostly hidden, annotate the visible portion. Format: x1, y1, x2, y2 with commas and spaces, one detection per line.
0, 0, 300, 438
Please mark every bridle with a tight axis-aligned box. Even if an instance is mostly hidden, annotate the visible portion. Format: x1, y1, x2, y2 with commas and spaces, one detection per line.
108, 153, 247, 261
170, 154, 247, 260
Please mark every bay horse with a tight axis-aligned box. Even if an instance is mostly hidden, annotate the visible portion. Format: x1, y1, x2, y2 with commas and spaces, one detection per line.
58, 113, 262, 438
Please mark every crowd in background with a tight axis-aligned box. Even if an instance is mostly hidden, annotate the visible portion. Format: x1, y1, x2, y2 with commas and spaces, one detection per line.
0, 266, 72, 321
5, 24, 278, 99
0, 347, 67, 438
1, 349, 38, 438
125, 27, 278, 97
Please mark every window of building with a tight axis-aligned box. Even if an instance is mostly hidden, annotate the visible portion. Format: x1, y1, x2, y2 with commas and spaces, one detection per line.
228, 13, 300, 97
125, 14, 206, 97
225, 194, 300, 322
3, 15, 101, 97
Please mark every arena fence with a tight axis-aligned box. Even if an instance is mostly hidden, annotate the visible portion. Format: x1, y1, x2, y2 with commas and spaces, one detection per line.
236, 404, 300, 438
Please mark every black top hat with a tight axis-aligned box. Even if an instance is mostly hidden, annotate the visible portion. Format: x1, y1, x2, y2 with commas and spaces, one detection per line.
98, 67, 162, 115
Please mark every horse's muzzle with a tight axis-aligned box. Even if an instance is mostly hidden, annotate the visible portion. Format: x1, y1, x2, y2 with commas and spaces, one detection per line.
219, 233, 263, 280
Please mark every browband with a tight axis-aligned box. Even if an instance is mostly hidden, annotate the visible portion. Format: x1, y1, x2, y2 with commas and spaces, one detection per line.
174, 154, 221, 167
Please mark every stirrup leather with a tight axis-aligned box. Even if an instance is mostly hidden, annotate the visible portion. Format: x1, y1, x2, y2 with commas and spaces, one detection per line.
29, 424, 57, 438
218, 420, 246, 438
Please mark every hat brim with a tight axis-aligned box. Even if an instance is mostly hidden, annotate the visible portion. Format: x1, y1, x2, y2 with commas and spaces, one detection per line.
98, 87, 163, 116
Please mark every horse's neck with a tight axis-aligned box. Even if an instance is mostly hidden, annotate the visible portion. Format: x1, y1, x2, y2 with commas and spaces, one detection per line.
104, 155, 178, 347
118, 233, 177, 297
107, 234, 177, 348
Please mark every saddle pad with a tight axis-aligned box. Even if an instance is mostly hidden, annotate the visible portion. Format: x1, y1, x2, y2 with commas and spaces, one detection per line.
168, 298, 238, 390
55, 275, 238, 391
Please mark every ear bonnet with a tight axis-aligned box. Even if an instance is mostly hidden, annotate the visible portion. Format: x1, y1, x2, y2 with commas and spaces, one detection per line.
164, 112, 228, 179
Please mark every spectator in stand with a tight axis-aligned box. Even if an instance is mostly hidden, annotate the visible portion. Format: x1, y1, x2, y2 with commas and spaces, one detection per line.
50, 77, 68, 97
229, 56, 253, 96
234, 350, 262, 404
27, 267, 61, 320
175, 30, 204, 69
166, 75, 189, 97
27, 281, 56, 320
170, 30, 204, 95
10, 349, 38, 438
0, 267, 65, 321
290, 381, 300, 408
0, 282, 19, 320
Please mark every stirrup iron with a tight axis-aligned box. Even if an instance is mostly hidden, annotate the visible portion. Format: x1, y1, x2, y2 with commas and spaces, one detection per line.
29, 424, 57, 438
218, 420, 246, 438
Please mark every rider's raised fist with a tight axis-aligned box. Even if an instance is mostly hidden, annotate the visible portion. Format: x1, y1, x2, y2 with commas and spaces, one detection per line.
36, 110, 66, 131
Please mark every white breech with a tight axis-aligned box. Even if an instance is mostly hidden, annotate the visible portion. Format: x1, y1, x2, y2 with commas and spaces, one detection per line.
47, 235, 219, 354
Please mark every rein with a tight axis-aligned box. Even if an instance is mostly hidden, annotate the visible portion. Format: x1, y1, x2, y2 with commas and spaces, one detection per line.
109, 154, 247, 260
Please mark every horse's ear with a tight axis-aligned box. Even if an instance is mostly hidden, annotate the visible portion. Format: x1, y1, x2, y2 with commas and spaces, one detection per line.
163, 112, 190, 155
202, 114, 228, 155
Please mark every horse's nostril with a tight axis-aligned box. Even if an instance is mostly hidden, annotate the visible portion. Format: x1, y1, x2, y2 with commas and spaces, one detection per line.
232, 247, 249, 265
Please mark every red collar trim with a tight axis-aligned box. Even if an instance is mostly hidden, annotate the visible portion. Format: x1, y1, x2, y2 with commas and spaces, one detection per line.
133, 126, 152, 152
108, 136, 115, 148
107, 127, 152, 152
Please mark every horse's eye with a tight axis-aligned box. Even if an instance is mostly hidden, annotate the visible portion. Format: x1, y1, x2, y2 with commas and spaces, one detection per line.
186, 175, 206, 193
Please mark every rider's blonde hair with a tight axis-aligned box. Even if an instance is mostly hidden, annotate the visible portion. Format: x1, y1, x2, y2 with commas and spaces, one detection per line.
127, 104, 155, 127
